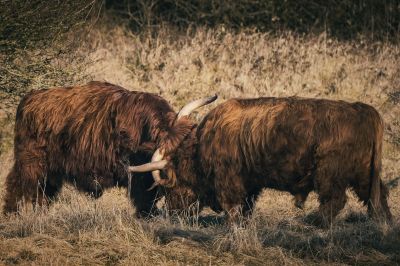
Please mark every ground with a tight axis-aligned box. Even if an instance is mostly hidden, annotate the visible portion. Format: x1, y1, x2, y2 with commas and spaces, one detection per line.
0, 26, 399, 265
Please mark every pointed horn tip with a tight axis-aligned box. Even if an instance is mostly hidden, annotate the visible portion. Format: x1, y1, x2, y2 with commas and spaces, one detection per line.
207, 94, 218, 104
147, 178, 175, 191
147, 182, 159, 191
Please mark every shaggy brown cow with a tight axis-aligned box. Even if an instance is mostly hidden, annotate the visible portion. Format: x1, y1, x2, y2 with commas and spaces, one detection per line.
3, 81, 216, 217
139, 97, 392, 226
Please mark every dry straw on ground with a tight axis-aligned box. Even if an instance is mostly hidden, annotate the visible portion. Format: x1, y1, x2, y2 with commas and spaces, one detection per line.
0, 25, 399, 265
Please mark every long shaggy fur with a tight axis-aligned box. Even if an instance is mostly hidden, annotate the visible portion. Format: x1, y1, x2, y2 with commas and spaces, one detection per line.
4, 81, 192, 216
164, 97, 392, 225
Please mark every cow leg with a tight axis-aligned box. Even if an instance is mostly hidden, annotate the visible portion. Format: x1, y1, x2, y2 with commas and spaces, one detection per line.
4, 154, 48, 214
242, 196, 256, 217
242, 186, 264, 217
45, 176, 63, 199
214, 170, 247, 224
353, 180, 392, 222
314, 164, 347, 227
36, 172, 64, 207
3, 165, 23, 213
368, 181, 392, 222
76, 172, 118, 199
316, 188, 346, 227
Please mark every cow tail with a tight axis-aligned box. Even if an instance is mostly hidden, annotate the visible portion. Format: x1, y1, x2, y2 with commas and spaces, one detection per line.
369, 116, 383, 217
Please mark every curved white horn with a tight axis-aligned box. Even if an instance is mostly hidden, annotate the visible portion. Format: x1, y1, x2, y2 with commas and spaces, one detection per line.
177, 95, 217, 119
151, 148, 165, 184
127, 160, 167, 172
145, 95, 217, 190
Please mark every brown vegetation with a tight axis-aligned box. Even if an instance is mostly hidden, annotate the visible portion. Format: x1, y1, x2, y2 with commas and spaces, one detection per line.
1, 12, 400, 265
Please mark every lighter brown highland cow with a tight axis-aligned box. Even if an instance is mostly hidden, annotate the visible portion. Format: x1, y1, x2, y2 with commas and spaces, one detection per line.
139, 97, 392, 226
3, 81, 216, 216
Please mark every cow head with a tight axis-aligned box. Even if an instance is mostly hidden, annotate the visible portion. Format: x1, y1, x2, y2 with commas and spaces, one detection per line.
128, 95, 217, 190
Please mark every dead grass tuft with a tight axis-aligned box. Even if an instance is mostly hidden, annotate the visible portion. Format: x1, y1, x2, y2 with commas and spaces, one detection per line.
0, 25, 399, 265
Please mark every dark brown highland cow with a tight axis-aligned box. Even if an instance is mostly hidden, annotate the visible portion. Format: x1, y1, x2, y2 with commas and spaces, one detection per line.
141, 97, 392, 225
3, 81, 216, 216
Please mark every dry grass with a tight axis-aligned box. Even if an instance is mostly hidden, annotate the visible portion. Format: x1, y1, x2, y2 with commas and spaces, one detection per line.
0, 25, 399, 265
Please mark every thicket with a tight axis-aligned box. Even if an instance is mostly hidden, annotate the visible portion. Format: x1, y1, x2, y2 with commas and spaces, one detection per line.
0, 0, 101, 111
0, 0, 101, 154
1, 0, 399, 108
107, 0, 400, 39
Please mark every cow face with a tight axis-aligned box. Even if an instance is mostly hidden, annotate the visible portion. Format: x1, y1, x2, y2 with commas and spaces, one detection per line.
158, 133, 198, 188
161, 149, 200, 211
127, 95, 217, 190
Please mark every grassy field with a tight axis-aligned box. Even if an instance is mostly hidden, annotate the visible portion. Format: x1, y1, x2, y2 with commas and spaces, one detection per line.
0, 25, 399, 265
